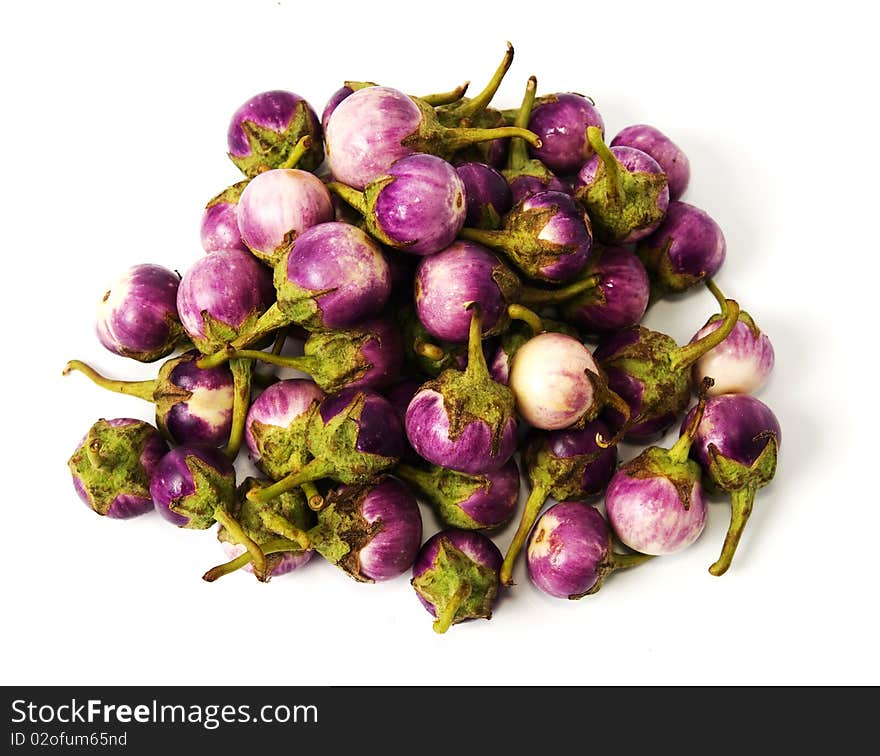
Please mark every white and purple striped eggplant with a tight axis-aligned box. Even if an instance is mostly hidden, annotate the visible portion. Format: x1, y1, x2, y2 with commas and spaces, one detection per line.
611, 124, 690, 200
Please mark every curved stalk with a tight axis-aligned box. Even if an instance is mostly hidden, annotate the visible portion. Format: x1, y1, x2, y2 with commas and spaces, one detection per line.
500, 482, 549, 585
586, 127, 622, 202
202, 537, 302, 582
420, 81, 470, 107
246, 458, 335, 504
445, 42, 514, 120
213, 507, 268, 580
279, 135, 313, 170
507, 75, 537, 172
63, 360, 156, 402
518, 275, 600, 306
709, 485, 756, 576
506, 303, 544, 335
223, 357, 253, 459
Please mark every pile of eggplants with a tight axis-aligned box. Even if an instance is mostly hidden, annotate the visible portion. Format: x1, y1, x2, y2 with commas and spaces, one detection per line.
64, 44, 780, 632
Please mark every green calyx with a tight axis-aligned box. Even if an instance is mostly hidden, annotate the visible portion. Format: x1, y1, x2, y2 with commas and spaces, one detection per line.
396, 306, 466, 376
327, 176, 405, 249
307, 392, 398, 484
306, 482, 383, 582
573, 544, 654, 599
228, 104, 323, 178
168, 455, 236, 530
622, 446, 703, 511
636, 237, 703, 296
273, 260, 337, 332
249, 414, 313, 481
205, 180, 249, 209
152, 355, 196, 438
460, 201, 584, 282
67, 419, 158, 516
194, 306, 268, 355
524, 434, 604, 502
426, 306, 516, 457
395, 463, 485, 530
576, 127, 669, 244
411, 541, 500, 633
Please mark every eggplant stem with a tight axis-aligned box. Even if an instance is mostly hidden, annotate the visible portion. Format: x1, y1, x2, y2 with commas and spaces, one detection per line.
213, 507, 268, 580
279, 134, 313, 170
420, 81, 470, 107
301, 481, 324, 510
507, 76, 538, 171
446, 42, 514, 120
325, 181, 367, 215
586, 126, 622, 202
223, 357, 253, 459
668, 287, 740, 373
201, 537, 302, 582
709, 485, 756, 576
500, 482, 548, 585
519, 274, 601, 306
246, 458, 334, 504
444, 125, 541, 153
667, 380, 713, 464
433, 583, 471, 634
414, 339, 445, 362
63, 360, 157, 402
464, 303, 490, 380
506, 303, 544, 335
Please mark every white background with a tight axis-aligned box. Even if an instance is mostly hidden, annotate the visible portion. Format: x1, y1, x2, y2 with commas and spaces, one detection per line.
2, 0, 877, 685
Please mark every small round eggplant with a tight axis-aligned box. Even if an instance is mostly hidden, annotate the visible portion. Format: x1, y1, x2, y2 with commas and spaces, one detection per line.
227, 90, 324, 177
455, 162, 512, 229
611, 124, 690, 200
527, 92, 605, 175
575, 128, 669, 244
68, 418, 167, 519
684, 394, 781, 576
200, 181, 249, 253
527, 502, 650, 598
96, 264, 185, 362
411, 529, 503, 633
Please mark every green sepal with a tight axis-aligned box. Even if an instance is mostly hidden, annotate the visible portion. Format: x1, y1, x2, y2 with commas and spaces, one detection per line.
476, 203, 502, 231
301, 329, 373, 392
695, 309, 762, 341
247, 227, 298, 268
168, 455, 236, 530
575, 135, 669, 244
228, 102, 323, 179
395, 463, 484, 530
205, 180, 249, 209
621, 446, 702, 510
307, 482, 383, 582
442, 108, 506, 165
67, 419, 158, 516
598, 325, 693, 427
361, 175, 410, 248
274, 257, 335, 331
217, 480, 314, 573
152, 352, 196, 440
193, 307, 267, 355
307, 393, 398, 484
705, 435, 778, 494
396, 306, 466, 376
249, 414, 314, 481
411, 541, 499, 630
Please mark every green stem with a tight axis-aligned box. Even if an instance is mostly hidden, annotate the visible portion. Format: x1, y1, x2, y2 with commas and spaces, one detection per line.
610, 551, 655, 570
213, 507, 268, 580
224, 349, 315, 374
202, 537, 302, 582
325, 181, 367, 215
196, 303, 290, 370
271, 326, 289, 356
500, 482, 548, 585
413, 339, 445, 362
507, 75, 537, 172
709, 485, 756, 577
594, 380, 632, 449
420, 81, 470, 107
506, 303, 544, 335
463, 304, 490, 381
394, 463, 437, 495
587, 126, 622, 202
259, 510, 311, 549
223, 357, 253, 459
63, 360, 157, 402
301, 481, 324, 510
518, 274, 600, 306
279, 135, 312, 170
246, 458, 335, 504
459, 226, 511, 254
443, 124, 541, 154
668, 393, 710, 464
668, 291, 740, 373
344, 80, 379, 91
433, 583, 471, 634
447, 42, 514, 120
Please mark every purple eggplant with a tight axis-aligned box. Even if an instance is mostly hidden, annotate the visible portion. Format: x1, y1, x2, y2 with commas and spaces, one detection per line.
527, 502, 650, 598
96, 264, 186, 362
461, 190, 592, 283
637, 201, 726, 296
455, 162, 512, 229
611, 124, 690, 200
328, 154, 466, 255
683, 394, 781, 576
411, 529, 503, 633
527, 92, 605, 176
68, 418, 167, 519
200, 182, 249, 253
236, 168, 334, 266
500, 418, 617, 584
503, 77, 571, 204
575, 127, 669, 244
691, 309, 775, 396
324, 85, 540, 191
308, 477, 422, 582
414, 241, 520, 343
64, 350, 234, 447
395, 458, 520, 530
150, 444, 271, 576
227, 90, 323, 177
605, 390, 711, 556
595, 284, 741, 441
508, 332, 629, 431
405, 305, 517, 475
247, 388, 404, 504
244, 379, 324, 480
228, 316, 404, 394
322, 85, 356, 132
176, 248, 274, 355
